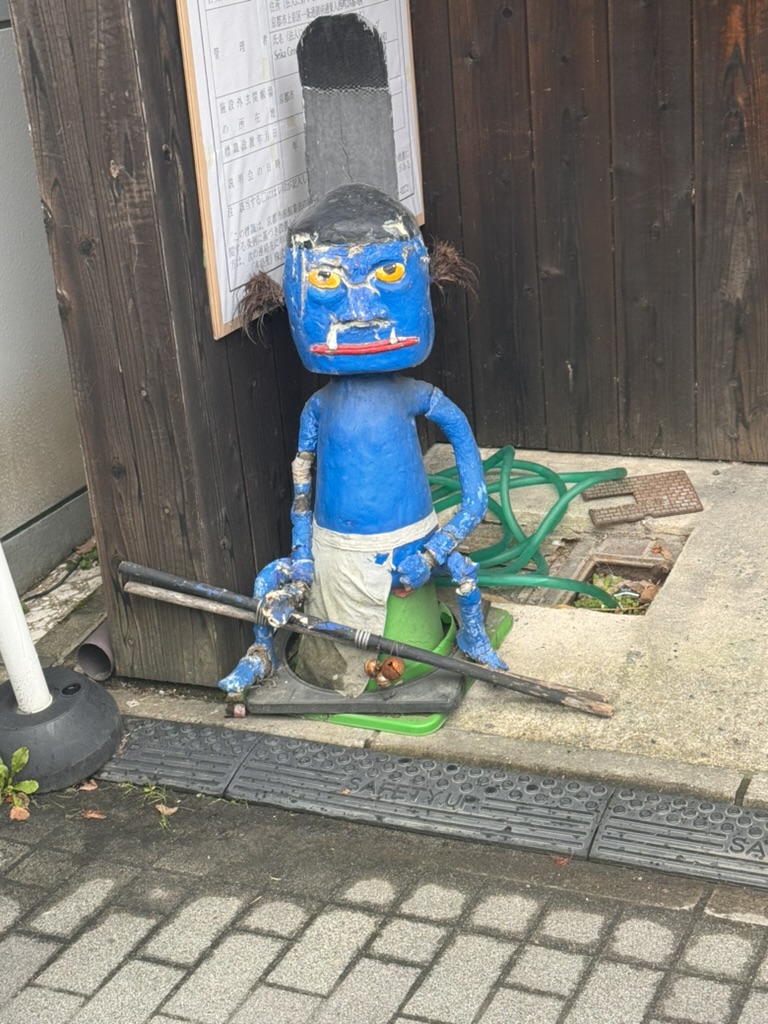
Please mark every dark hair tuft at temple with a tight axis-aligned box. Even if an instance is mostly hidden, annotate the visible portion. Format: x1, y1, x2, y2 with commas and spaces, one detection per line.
428, 240, 478, 300
237, 271, 285, 341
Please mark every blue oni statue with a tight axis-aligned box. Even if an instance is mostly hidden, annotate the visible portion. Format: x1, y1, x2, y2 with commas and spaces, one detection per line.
219, 183, 507, 697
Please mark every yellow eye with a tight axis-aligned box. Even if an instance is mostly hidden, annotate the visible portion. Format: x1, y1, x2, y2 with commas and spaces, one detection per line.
375, 262, 406, 284
308, 267, 342, 289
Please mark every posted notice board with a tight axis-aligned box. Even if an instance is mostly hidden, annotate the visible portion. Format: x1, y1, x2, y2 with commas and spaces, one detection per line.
177, 0, 423, 338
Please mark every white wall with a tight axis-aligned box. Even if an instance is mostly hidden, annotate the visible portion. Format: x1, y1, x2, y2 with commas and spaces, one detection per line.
0, 24, 89, 585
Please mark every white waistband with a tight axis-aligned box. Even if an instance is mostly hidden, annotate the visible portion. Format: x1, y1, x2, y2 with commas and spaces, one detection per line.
312, 511, 439, 552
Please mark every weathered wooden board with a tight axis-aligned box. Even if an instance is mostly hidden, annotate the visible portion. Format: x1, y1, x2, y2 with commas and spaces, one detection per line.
10, 0, 296, 685
449, 0, 547, 450
528, 0, 619, 454
610, 0, 696, 458
694, 1, 768, 461
409, 0, 475, 441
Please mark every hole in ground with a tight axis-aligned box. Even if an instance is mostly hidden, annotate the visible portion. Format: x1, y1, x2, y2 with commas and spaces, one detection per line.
570, 557, 672, 614
492, 531, 688, 609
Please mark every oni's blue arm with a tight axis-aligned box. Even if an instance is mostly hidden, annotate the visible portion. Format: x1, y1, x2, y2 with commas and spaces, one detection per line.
422, 387, 487, 564
289, 395, 321, 581
217, 395, 321, 692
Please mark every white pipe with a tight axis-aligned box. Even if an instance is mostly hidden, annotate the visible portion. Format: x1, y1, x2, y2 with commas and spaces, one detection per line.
0, 541, 52, 714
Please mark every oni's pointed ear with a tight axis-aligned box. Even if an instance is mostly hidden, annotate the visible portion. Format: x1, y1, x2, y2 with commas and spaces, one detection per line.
428, 240, 478, 299
237, 272, 285, 341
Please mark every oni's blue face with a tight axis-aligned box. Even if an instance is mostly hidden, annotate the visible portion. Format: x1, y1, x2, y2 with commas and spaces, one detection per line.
283, 237, 434, 375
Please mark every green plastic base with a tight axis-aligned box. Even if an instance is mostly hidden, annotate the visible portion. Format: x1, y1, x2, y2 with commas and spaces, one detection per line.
307, 604, 513, 736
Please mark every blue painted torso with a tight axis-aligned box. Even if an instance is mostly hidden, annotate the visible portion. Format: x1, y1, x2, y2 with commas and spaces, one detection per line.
309, 374, 435, 535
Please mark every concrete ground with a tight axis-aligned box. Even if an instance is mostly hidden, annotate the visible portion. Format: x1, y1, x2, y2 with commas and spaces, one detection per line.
94, 448, 768, 810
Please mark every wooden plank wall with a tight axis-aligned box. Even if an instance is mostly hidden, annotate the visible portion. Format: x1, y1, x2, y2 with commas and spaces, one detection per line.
10, 0, 308, 684
415, 0, 768, 461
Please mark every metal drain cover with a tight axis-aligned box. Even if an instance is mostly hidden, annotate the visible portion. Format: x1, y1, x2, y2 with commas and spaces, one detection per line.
226, 735, 610, 856
98, 716, 260, 795
591, 788, 768, 888
582, 471, 703, 526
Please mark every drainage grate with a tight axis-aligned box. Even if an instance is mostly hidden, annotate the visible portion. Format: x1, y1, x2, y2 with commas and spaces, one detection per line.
97, 718, 768, 890
582, 471, 703, 526
98, 716, 260, 795
226, 735, 610, 856
591, 788, 768, 889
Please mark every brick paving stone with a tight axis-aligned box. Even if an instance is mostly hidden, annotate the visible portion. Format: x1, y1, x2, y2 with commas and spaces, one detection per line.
29, 880, 117, 938
0, 987, 83, 1024
68, 961, 183, 1024
310, 958, 420, 1024
340, 878, 398, 908
0, 840, 30, 872
241, 899, 310, 937
38, 912, 157, 994
142, 896, 244, 965
0, 895, 20, 932
231, 987, 321, 1024
163, 932, 284, 1024
399, 884, 467, 922
563, 962, 663, 1024
537, 906, 609, 950
479, 988, 564, 1024
371, 918, 447, 964
6, 848, 79, 887
755, 950, 768, 985
659, 975, 736, 1024
152, 844, 228, 877
111, 876, 187, 917
609, 917, 680, 966
266, 908, 380, 995
737, 990, 768, 1024
507, 945, 588, 997
681, 927, 760, 979
404, 933, 514, 1024
470, 894, 541, 937
0, 935, 61, 1008
44, 825, 91, 855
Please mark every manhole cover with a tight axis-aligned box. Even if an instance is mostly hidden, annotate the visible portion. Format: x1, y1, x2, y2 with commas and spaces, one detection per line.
582, 471, 703, 526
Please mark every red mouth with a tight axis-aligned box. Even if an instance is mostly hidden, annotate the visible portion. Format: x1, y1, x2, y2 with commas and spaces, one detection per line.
310, 336, 419, 356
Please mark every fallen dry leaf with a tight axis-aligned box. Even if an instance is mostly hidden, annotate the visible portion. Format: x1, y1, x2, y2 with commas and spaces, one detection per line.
81, 809, 107, 820
79, 779, 99, 792
651, 544, 673, 560
640, 583, 660, 603
154, 804, 178, 817
548, 854, 571, 868
74, 536, 96, 555
341, 789, 351, 796
9, 806, 30, 822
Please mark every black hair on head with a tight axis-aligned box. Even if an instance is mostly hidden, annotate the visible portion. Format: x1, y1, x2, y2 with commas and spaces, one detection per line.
289, 183, 420, 248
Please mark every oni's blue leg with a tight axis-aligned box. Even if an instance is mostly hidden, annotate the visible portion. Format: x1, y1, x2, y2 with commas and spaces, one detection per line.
445, 550, 508, 671
217, 560, 289, 693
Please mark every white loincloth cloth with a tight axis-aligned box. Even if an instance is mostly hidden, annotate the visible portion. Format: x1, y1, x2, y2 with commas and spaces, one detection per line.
294, 512, 439, 696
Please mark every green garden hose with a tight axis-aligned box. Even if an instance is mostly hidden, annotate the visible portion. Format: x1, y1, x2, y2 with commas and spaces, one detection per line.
429, 446, 627, 609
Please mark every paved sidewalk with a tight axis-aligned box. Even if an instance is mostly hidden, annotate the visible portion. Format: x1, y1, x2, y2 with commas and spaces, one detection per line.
2, 781, 768, 1024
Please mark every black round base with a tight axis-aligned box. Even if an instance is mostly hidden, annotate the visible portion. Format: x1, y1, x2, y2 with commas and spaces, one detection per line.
0, 668, 123, 793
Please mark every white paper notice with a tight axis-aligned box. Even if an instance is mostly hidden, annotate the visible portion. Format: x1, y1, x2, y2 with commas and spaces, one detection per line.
178, 0, 423, 338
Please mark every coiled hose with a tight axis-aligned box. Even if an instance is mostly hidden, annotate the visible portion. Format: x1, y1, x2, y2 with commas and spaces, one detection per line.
429, 446, 627, 609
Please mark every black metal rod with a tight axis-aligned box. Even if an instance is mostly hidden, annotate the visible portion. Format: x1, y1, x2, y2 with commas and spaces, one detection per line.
118, 561, 613, 717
